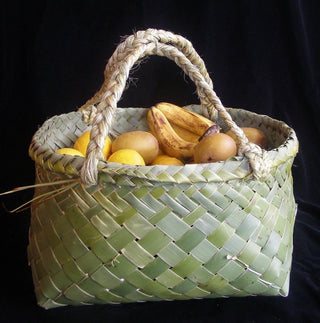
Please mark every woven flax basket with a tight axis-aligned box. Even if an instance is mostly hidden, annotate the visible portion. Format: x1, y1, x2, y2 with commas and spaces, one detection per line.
28, 29, 299, 309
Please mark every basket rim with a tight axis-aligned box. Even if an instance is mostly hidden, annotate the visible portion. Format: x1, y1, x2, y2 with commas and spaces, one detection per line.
29, 105, 299, 184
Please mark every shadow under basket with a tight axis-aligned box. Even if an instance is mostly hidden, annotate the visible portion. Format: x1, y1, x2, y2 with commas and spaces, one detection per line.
28, 105, 298, 309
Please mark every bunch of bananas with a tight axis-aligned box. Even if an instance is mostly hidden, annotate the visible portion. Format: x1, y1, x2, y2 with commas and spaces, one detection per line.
147, 102, 216, 160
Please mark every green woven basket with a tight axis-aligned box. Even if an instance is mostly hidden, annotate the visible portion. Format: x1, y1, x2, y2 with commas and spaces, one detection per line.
28, 29, 298, 309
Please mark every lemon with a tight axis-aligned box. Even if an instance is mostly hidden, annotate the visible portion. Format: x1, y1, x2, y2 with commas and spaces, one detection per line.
108, 149, 145, 166
151, 155, 184, 166
74, 130, 112, 159
55, 148, 85, 157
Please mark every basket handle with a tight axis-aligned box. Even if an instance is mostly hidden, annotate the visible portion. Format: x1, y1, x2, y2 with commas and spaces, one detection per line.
79, 29, 216, 120
80, 29, 270, 186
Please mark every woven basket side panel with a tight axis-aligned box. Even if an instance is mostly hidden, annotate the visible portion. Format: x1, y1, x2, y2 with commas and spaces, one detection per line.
28, 157, 296, 309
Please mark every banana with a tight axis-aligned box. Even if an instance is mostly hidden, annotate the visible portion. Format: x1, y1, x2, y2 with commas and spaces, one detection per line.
155, 102, 216, 136
147, 107, 196, 160
171, 123, 200, 143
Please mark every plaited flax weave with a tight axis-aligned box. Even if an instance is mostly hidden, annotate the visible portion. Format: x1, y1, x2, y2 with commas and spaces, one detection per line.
28, 29, 298, 309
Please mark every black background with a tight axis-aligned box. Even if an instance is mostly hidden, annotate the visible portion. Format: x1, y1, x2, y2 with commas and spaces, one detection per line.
1, 1, 320, 322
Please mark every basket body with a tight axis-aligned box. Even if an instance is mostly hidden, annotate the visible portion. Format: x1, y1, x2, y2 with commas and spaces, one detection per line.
28, 106, 298, 309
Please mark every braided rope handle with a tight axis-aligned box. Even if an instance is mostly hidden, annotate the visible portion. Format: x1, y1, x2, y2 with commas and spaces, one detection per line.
79, 29, 216, 119
80, 29, 270, 186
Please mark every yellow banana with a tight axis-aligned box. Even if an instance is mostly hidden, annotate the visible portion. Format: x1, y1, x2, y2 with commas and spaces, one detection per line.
155, 102, 216, 136
147, 107, 196, 160
171, 123, 200, 143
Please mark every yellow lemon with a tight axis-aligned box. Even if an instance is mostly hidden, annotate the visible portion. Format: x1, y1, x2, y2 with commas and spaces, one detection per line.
55, 148, 85, 157
107, 149, 145, 166
151, 155, 184, 166
73, 130, 112, 159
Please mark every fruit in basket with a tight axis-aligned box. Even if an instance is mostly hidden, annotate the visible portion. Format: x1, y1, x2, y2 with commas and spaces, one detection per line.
193, 133, 237, 163
55, 148, 85, 157
155, 102, 215, 136
225, 127, 267, 149
73, 130, 112, 159
111, 131, 159, 165
157, 146, 165, 156
151, 155, 184, 166
171, 124, 200, 143
147, 106, 196, 160
198, 124, 222, 141
107, 149, 145, 166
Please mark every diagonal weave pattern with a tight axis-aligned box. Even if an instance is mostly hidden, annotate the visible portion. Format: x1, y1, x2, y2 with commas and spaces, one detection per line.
28, 106, 298, 309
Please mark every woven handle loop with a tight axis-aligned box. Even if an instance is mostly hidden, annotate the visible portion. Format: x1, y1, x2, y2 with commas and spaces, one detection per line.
80, 29, 270, 186
79, 28, 216, 119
